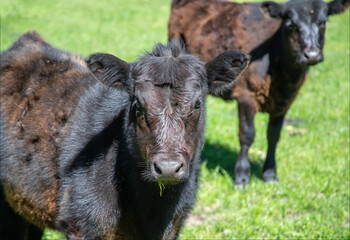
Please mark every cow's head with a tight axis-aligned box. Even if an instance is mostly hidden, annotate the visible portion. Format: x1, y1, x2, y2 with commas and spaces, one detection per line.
261, 0, 349, 65
87, 42, 250, 185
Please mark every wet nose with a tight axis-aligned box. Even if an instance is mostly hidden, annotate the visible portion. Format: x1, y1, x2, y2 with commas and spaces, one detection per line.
151, 159, 186, 183
303, 49, 322, 64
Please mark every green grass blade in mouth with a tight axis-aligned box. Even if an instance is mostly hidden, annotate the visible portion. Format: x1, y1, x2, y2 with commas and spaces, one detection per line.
158, 181, 166, 197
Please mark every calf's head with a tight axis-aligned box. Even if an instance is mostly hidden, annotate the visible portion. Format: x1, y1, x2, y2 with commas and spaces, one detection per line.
262, 0, 349, 65
87, 42, 250, 185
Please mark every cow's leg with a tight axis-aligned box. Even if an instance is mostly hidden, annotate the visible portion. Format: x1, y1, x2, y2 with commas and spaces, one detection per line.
0, 186, 43, 240
263, 114, 285, 182
235, 97, 256, 186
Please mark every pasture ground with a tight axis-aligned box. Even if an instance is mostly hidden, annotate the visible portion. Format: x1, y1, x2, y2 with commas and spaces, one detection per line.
1, 0, 349, 239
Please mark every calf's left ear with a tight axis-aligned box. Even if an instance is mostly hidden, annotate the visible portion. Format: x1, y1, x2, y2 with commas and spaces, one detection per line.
261, 1, 284, 18
327, 0, 349, 15
205, 50, 250, 96
86, 53, 132, 93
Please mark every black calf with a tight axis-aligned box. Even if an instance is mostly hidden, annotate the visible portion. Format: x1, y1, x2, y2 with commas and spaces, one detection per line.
0, 31, 249, 239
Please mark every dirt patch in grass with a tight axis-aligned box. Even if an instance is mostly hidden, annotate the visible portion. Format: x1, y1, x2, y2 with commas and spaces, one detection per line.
186, 204, 221, 226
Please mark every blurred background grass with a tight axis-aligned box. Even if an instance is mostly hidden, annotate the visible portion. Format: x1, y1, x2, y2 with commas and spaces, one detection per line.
1, 0, 349, 239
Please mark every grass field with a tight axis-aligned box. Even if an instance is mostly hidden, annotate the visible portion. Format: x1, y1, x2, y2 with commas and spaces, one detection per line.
1, 0, 349, 239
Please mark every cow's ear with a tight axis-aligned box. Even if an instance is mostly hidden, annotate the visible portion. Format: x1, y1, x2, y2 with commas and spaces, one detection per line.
86, 53, 132, 93
327, 0, 349, 15
205, 50, 250, 97
261, 1, 284, 18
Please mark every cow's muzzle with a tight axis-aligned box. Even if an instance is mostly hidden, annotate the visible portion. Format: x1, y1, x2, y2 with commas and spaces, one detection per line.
150, 153, 188, 184
300, 48, 324, 66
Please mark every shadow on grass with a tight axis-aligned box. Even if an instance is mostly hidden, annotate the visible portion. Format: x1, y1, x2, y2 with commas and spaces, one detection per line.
201, 142, 263, 181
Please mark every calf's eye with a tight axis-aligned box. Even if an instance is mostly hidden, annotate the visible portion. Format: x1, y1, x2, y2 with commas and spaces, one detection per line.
135, 101, 145, 116
285, 20, 298, 32
288, 24, 298, 31
136, 102, 143, 110
194, 100, 201, 109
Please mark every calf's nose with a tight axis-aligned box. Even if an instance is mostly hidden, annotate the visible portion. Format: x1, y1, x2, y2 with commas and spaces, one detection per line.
151, 159, 186, 183
303, 49, 322, 65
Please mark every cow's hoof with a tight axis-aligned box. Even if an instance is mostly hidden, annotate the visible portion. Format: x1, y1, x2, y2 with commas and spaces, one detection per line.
234, 160, 250, 187
234, 173, 250, 186
262, 169, 278, 182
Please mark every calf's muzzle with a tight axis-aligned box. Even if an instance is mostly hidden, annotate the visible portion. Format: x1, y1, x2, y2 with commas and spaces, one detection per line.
150, 153, 188, 184
302, 48, 323, 65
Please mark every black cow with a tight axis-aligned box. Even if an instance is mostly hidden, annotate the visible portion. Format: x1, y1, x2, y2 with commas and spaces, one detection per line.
0, 31, 249, 239
169, 0, 349, 185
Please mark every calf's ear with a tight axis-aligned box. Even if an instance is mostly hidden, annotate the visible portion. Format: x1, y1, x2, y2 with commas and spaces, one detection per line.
205, 50, 250, 97
327, 0, 349, 15
261, 1, 284, 18
86, 53, 132, 93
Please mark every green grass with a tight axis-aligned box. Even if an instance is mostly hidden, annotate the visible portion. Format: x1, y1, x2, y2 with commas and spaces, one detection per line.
1, 0, 349, 239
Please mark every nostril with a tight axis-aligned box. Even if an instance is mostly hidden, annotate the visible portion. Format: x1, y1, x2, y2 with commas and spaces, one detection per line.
154, 163, 162, 175
175, 163, 184, 173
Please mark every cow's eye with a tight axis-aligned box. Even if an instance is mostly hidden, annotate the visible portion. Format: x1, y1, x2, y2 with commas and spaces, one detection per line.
285, 20, 298, 31
194, 100, 201, 110
136, 102, 142, 110
135, 101, 144, 115
288, 23, 298, 31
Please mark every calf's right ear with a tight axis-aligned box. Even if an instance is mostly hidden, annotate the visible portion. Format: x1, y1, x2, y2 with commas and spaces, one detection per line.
86, 53, 132, 93
327, 0, 350, 15
205, 50, 250, 97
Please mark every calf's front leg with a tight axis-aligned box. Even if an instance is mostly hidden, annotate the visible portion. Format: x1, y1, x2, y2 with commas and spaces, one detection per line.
235, 97, 256, 186
263, 114, 285, 182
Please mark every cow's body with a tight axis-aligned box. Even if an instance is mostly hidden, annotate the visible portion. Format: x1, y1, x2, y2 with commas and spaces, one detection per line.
170, 0, 306, 114
0, 31, 249, 239
169, 0, 349, 185
0, 32, 91, 232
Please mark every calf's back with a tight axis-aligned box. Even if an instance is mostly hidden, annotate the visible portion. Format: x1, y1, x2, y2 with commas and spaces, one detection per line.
169, 0, 282, 112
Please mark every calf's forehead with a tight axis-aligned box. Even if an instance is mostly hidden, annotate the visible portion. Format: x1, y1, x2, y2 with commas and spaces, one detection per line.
132, 56, 206, 104
286, 0, 328, 22
134, 81, 202, 112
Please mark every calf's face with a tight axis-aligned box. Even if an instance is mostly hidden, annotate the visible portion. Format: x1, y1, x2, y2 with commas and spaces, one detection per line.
132, 58, 206, 184
87, 44, 250, 185
262, 0, 349, 65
